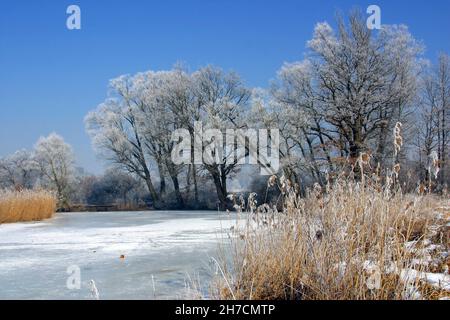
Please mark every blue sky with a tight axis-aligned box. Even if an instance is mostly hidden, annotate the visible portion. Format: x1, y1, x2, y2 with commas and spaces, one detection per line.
1, 0, 449, 173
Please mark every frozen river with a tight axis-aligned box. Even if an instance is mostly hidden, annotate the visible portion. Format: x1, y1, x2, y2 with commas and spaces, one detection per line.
0, 211, 242, 300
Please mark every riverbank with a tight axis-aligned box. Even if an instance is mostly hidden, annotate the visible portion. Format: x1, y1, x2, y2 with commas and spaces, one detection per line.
62, 204, 151, 213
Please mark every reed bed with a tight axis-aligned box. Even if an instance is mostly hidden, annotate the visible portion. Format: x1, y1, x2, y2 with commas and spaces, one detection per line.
212, 176, 449, 300
212, 121, 449, 300
0, 189, 57, 224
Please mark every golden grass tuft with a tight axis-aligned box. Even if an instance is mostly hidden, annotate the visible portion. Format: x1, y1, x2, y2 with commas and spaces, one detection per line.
213, 178, 449, 300
0, 189, 57, 224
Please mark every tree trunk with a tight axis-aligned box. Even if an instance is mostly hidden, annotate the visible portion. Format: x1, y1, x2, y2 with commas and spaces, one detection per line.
209, 167, 228, 210
303, 129, 323, 185
143, 166, 159, 204
165, 160, 184, 208
314, 119, 334, 172
190, 129, 200, 204
191, 164, 199, 204
441, 104, 447, 185
212, 176, 227, 210
157, 161, 166, 195
171, 175, 184, 207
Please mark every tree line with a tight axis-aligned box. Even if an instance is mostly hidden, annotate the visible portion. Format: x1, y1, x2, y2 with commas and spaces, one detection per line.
1, 12, 448, 210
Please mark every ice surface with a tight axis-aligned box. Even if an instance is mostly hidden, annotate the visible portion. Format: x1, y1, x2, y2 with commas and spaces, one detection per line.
0, 210, 242, 300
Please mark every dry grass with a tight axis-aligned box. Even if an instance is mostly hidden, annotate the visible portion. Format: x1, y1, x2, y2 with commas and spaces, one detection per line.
0, 189, 57, 224
212, 177, 449, 300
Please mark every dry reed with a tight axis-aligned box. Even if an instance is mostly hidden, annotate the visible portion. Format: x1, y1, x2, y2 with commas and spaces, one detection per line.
212, 120, 449, 300
0, 189, 57, 224
212, 176, 449, 300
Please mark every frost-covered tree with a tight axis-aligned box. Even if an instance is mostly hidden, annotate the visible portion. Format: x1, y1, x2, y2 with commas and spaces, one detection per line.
249, 87, 314, 189
86, 69, 194, 207
417, 74, 439, 155
85, 76, 160, 204
415, 53, 450, 185
133, 69, 193, 207
248, 11, 426, 188
86, 65, 250, 209
434, 54, 450, 184
270, 59, 333, 185
307, 13, 423, 164
0, 150, 38, 189
34, 133, 75, 207
192, 66, 251, 208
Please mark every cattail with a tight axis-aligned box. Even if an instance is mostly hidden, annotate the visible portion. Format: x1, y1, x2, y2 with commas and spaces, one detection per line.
393, 122, 403, 156
393, 163, 401, 179
239, 194, 245, 208
357, 152, 371, 185
248, 192, 257, 213
360, 152, 371, 165
267, 175, 277, 187
279, 175, 288, 194
313, 183, 322, 199
429, 151, 440, 180
417, 183, 426, 195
